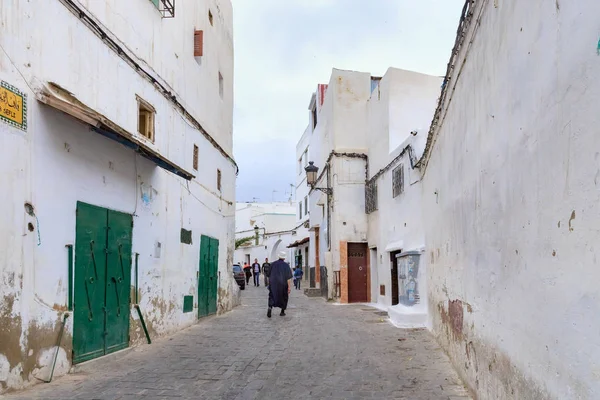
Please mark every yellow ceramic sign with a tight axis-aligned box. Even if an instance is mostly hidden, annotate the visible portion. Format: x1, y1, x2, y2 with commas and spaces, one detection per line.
0, 81, 27, 131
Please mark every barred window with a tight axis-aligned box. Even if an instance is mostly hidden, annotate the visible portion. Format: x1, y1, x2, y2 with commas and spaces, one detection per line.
365, 180, 378, 214
392, 164, 404, 198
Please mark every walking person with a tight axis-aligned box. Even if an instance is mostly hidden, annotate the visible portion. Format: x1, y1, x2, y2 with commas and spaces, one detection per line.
262, 258, 271, 287
252, 258, 261, 287
243, 262, 252, 285
267, 252, 293, 318
294, 267, 303, 290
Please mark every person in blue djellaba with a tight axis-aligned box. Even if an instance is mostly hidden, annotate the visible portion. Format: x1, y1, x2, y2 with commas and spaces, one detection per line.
267, 251, 293, 318
293, 266, 303, 290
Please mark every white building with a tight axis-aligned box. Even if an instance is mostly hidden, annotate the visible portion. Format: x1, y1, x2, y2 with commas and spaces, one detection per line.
234, 202, 297, 266
418, 1, 600, 398
0, 0, 236, 393
365, 69, 442, 327
300, 68, 440, 306
288, 88, 327, 288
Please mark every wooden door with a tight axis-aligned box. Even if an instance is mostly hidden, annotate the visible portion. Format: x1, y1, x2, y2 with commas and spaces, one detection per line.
199, 235, 219, 318
347, 243, 368, 303
105, 209, 132, 354
390, 251, 401, 306
73, 202, 132, 364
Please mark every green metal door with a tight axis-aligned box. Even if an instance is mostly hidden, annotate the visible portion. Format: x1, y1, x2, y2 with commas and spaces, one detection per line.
198, 235, 219, 318
73, 202, 132, 364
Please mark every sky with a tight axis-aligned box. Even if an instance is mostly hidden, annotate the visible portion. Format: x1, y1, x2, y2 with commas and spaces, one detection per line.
232, 0, 464, 203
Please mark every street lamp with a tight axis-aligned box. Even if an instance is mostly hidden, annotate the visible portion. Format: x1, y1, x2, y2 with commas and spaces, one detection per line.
304, 161, 332, 195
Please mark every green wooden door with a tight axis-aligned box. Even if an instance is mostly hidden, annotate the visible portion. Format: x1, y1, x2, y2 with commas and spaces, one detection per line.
73, 203, 107, 363
198, 235, 219, 318
105, 209, 132, 354
73, 202, 132, 364
208, 238, 219, 315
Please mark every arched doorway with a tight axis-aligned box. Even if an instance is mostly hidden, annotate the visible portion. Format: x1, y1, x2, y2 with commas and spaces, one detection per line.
270, 239, 282, 261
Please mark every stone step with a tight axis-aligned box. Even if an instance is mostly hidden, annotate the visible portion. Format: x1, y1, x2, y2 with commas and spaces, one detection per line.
304, 288, 322, 297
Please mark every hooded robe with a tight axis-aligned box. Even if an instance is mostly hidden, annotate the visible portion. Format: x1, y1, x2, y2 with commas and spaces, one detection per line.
268, 259, 293, 309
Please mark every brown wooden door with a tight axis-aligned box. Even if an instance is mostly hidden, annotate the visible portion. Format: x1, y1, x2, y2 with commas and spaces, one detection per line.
390, 251, 401, 305
348, 243, 368, 303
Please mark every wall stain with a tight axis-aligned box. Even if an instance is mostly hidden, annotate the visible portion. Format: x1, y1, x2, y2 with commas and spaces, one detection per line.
568, 210, 576, 231
0, 295, 22, 381
439, 299, 464, 341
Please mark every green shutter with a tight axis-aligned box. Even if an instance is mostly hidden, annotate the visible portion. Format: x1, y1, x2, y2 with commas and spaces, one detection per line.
151, 0, 160, 8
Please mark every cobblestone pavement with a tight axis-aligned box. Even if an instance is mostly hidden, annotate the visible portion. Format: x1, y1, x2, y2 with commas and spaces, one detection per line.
5, 284, 471, 400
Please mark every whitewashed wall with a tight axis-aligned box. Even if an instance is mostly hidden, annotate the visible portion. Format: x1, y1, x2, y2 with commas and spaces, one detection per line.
0, 0, 235, 393
305, 70, 372, 297
421, 1, 600, 399
234, 202, 296, 265
366, 68, 441, 326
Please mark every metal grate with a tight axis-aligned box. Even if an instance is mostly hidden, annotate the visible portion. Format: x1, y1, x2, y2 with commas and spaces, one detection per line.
365, 180, 378, 214
392, 164, 404, 198
159, 0, 175, 18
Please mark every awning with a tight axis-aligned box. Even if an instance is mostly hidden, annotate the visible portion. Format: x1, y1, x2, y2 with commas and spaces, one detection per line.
36, 82, 195, 180
287, 236, 309, 248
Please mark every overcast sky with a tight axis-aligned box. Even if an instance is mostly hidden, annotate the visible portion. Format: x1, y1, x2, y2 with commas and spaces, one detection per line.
232, 0, 464, 203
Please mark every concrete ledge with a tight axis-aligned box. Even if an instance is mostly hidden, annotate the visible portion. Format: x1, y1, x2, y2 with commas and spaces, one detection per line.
387, 305, 427, 329
304, 288, 322, 297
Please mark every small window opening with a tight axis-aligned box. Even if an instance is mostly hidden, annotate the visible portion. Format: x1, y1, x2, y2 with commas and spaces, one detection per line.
193, 144, 199, 170
218, 72, 224, 99
312, 106, 317, 129
137, 96, 155, 143
217, 169, 222, 191
208, 9, 214, 26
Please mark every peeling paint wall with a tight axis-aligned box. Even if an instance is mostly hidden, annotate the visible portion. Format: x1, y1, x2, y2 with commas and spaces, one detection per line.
422, 0, 600, 399
0, 0, 235, 394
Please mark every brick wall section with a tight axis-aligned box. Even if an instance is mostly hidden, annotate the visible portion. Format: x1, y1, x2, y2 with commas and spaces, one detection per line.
339, 241, 348, 303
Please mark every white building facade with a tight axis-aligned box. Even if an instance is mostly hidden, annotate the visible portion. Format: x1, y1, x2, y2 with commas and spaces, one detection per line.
299, 68, 440, 307
366, 69, 442, 327
0, 0, 236, 393
234, 202, 297, 266
418, 1, 600, 398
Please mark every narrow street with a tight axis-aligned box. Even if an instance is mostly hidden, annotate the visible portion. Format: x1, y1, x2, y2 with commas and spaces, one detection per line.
6, 286, 470, 400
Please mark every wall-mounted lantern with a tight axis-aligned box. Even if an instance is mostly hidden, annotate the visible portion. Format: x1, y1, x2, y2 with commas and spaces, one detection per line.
254, 225, 259, 245
304, 161, 332, 195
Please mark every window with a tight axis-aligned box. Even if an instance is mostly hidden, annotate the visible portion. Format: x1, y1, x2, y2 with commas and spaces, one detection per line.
392, 164, 404, 198
311, 106, 317, 129
218, 72, 224, 99
304, 196, 308, 216
303, 150, 308, 167
194, 30, 204, 57
298, 157, 303, 175
365, 180, 378, 214
137, 96, 155, 142
208, 9, 214, 26
299, 202, 303, 219
217, 169, 222, 191
193, 145, 198, 170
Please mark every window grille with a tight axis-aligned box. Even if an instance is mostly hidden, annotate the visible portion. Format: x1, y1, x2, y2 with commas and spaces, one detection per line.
365, 180, 378, 214
392, 164, 404, 198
